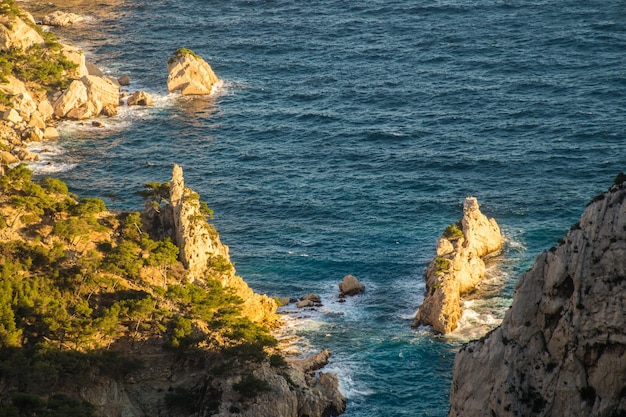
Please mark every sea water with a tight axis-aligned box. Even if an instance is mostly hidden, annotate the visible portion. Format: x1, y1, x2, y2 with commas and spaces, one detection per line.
33, 0, 626, 415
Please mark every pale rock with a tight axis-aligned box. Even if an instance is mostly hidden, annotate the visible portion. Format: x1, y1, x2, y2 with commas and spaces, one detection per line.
42, 11, 85, 27
53, 79, 88, 118
0, 75, 27, 96
16, 148, 37, 161
82, 75, 120, 115
23, 126, 43, 142
3, 108, 22, 124
296, 299, 314, 308
301, 293, 321, 303
449, 175, 626, 417
339, 274, 365, 296
127, 91, 154, 106
0, 150, 19, 164
167, 51, 219, 95
414, 197, 503, 333
43, 126, 60, 139
101, 104, 118, 117
37, 98, 54, 121
61, 44, 89, 78
0, 15, 44, 51
85, 61, 103, 76
11, 92, 37, 120
166, 164, 278, 325
290, 350, 331, 373
28, 111, 45, 129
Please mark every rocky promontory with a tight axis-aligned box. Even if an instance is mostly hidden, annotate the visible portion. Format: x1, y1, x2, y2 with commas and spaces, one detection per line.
449, 175, 626, 417
413, 197, 503, 333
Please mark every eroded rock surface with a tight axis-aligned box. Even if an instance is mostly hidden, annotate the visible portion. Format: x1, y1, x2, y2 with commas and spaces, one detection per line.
167, 50, 219, 95
414, 197, 503, 333
449, 175, 626, 417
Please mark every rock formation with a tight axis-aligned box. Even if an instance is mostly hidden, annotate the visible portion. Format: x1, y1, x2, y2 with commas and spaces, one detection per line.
53, 74, 120, 119
167, 49, 219, 95
449, 175, 626, 417
413, 197, 503, 333
127, 91, 154, 106
166, 164, 278, 325
42, 10, 84, 27
339, 274, 365, 296
0, 13, 43, 51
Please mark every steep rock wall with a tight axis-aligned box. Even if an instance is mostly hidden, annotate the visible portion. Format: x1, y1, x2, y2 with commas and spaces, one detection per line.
168, 165, 278, 326
414, 197, 503, 333
449, 175, 626, 417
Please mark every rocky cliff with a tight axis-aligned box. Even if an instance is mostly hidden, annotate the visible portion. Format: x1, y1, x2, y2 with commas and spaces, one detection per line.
413, 197, 503, 333
449, 175, 626, 417
166, 164, 279, 326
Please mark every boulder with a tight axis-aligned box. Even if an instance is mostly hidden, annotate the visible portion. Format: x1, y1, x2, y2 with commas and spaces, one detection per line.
82, 75, 120, 115
117, 75, 131, 86
413, 197, 503, 334
43, 127, 60, 139
53, 79, 88, 118
85, 61, 103, 77
61, 44, 89, 78
166, 50, 219, 95
28, 111, 45, 129
339, 274, 365, 296
301, 293, 321, 303
296, 299, 314, 308
0, 15, 44, 51
127, 91, 154, 106
449, 175, 626, 417
3, 108, 22, 124
0, 76, 27, 96
276, 297, 291, 306
42, 11, 84, 27
23, 126, 43, 142
0, 150, 19, 164
11, 92, 38, 120
37, 98, 54, 121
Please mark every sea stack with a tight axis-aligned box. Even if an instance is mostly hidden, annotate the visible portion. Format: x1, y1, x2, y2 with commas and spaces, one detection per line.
449, 174, 626, 417
167, 48, 219, 95
413, 197, 503, 333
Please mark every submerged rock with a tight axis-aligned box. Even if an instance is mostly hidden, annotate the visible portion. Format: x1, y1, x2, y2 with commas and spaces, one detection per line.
449, 175, 626, 417
167, 48, 219, 95
413, 197, 502, 333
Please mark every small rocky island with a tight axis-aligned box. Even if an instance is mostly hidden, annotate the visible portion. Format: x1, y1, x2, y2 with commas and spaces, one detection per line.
449, 175, 626, 417
413, 197, 503, 333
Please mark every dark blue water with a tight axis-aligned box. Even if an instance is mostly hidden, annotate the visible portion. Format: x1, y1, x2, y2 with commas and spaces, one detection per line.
35, 1, 626, 415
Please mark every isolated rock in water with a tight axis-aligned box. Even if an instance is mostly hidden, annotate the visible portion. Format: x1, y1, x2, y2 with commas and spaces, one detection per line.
0, 15, 44, 51
117, 75, 131, 86
167, 49, 219, 95
296, 299, 314, 308
127, 91, 154, 106
301, 293, 321, 303
339, 274, 365, 296
42, 11, 84, 27
449, 175, 626, 417
414, 197, 502, 334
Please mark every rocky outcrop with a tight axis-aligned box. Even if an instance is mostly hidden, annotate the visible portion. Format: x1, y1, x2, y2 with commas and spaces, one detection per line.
127, 91, 154, 106
0, 13, 44, 51
53, 75, 120, 119
166, 165, 278, 325
449, 175, 626, 417
413, 197, 503, 333
339, 274, 365, 296
167, 49, 219, 95
42, 11, 84, 27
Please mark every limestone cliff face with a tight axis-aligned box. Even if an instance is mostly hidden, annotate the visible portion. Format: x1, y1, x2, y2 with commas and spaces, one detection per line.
449, 175, 626, 417
168, 165, 278, 326
414, 197, 503, 334
167, 51, 219, 95
0, 13, 43, 51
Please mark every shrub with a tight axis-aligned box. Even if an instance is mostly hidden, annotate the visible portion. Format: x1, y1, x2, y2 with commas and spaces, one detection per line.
233, 375, 271, 398
173, 48, 201, 59
443, 222, 463, 240
72, 198, 107, 216
434, 257, 450, 274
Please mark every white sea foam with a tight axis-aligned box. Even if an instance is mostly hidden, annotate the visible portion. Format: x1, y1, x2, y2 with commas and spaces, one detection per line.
26, 142, 76, 174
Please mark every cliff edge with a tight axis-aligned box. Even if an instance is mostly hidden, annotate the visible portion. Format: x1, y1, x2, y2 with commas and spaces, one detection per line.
413, 197, 503, 334
449, 174, 626, 417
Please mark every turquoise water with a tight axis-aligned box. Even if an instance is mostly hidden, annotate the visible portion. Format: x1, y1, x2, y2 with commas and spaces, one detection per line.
32, 1, 626, 415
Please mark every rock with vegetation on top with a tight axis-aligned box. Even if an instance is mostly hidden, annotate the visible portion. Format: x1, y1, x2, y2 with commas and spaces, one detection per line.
449, 174, 626, 417
339, 274, 365, 296
413, 197, 503, 334
42, 10, 84, 27
0, 14, 44, 51
167, 48, 219, 95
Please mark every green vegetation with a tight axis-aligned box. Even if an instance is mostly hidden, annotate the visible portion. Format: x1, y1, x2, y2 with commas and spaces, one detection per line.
0, 165, 280, 413
443, 222, 464, 240
173, 48, 201, 59
434, 257, 450, 275
0, 0, 77, 89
